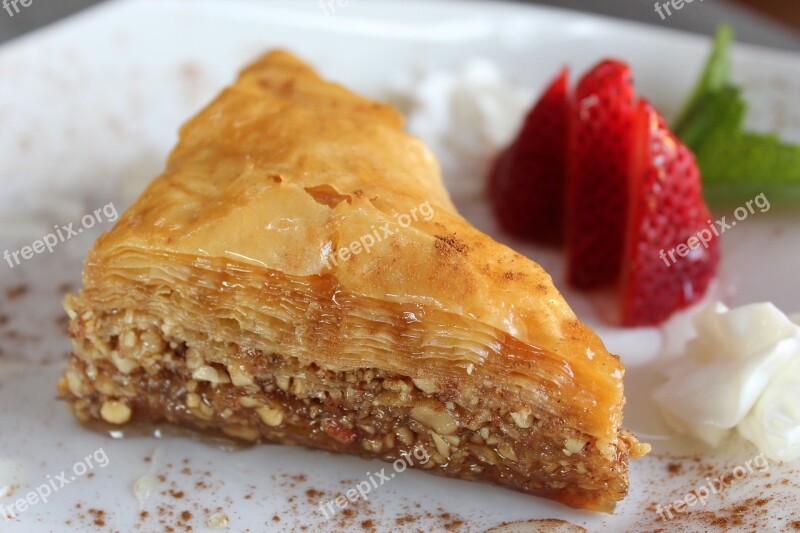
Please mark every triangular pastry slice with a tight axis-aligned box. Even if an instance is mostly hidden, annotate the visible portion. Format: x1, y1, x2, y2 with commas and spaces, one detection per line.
59, 51, 648, 511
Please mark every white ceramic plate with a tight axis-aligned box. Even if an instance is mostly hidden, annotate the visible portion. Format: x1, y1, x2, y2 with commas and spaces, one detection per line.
1, 1, 799, 531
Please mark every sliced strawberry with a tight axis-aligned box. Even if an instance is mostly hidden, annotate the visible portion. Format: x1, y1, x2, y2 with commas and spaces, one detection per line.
488, 58, 720, 326
488, 68, 570, 245
566, 60, 636, 289
621, 99, 720, 326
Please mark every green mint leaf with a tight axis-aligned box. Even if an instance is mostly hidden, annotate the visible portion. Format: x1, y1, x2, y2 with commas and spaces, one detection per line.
673, 24, 800, 202
674, 23, 734, 136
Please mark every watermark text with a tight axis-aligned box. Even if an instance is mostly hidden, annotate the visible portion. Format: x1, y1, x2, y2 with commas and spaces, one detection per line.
655, 453, 769, 521
4, 202, 119, 269
654, 0, 703, 20
323, 200, 434, 270
2, 0, 34, 18
1, 448, 110, 521
320, 0, 352, 16
318, 445, 430, 519
660, 193, 769, 267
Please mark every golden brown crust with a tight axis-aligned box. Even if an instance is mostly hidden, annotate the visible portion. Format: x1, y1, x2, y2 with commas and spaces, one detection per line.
61, 50, 646, 511
87, 50, 624, 440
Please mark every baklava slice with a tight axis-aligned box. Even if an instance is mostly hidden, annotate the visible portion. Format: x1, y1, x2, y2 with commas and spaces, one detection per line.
59, 51, 648, 511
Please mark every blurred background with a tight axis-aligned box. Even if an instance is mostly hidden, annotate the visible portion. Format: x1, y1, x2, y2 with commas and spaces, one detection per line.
1, 0, 799, 50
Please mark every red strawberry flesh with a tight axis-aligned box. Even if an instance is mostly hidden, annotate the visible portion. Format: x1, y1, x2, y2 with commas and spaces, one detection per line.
566, 60, 636, 289
489, 68, 570, 245
621, 99, 720, 326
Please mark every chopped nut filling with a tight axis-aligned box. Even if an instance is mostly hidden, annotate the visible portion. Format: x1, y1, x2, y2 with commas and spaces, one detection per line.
59, 305, 636, 510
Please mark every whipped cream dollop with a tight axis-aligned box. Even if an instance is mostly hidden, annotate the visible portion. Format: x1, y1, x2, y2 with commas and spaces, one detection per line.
654, 302, 800, 462
386, 59, 532, 198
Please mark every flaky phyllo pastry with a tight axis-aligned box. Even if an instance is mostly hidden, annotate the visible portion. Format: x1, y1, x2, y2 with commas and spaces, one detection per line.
59, 50, 648, 511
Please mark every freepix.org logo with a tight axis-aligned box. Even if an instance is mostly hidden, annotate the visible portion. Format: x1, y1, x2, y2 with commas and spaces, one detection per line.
2, 0, 33, 18
1, 448, 110, 521
658, 193, 770, 268
319, 0, 352, 16
654, 0, 703, 20
323, 201, 435, 270
3, 202, 119, 269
